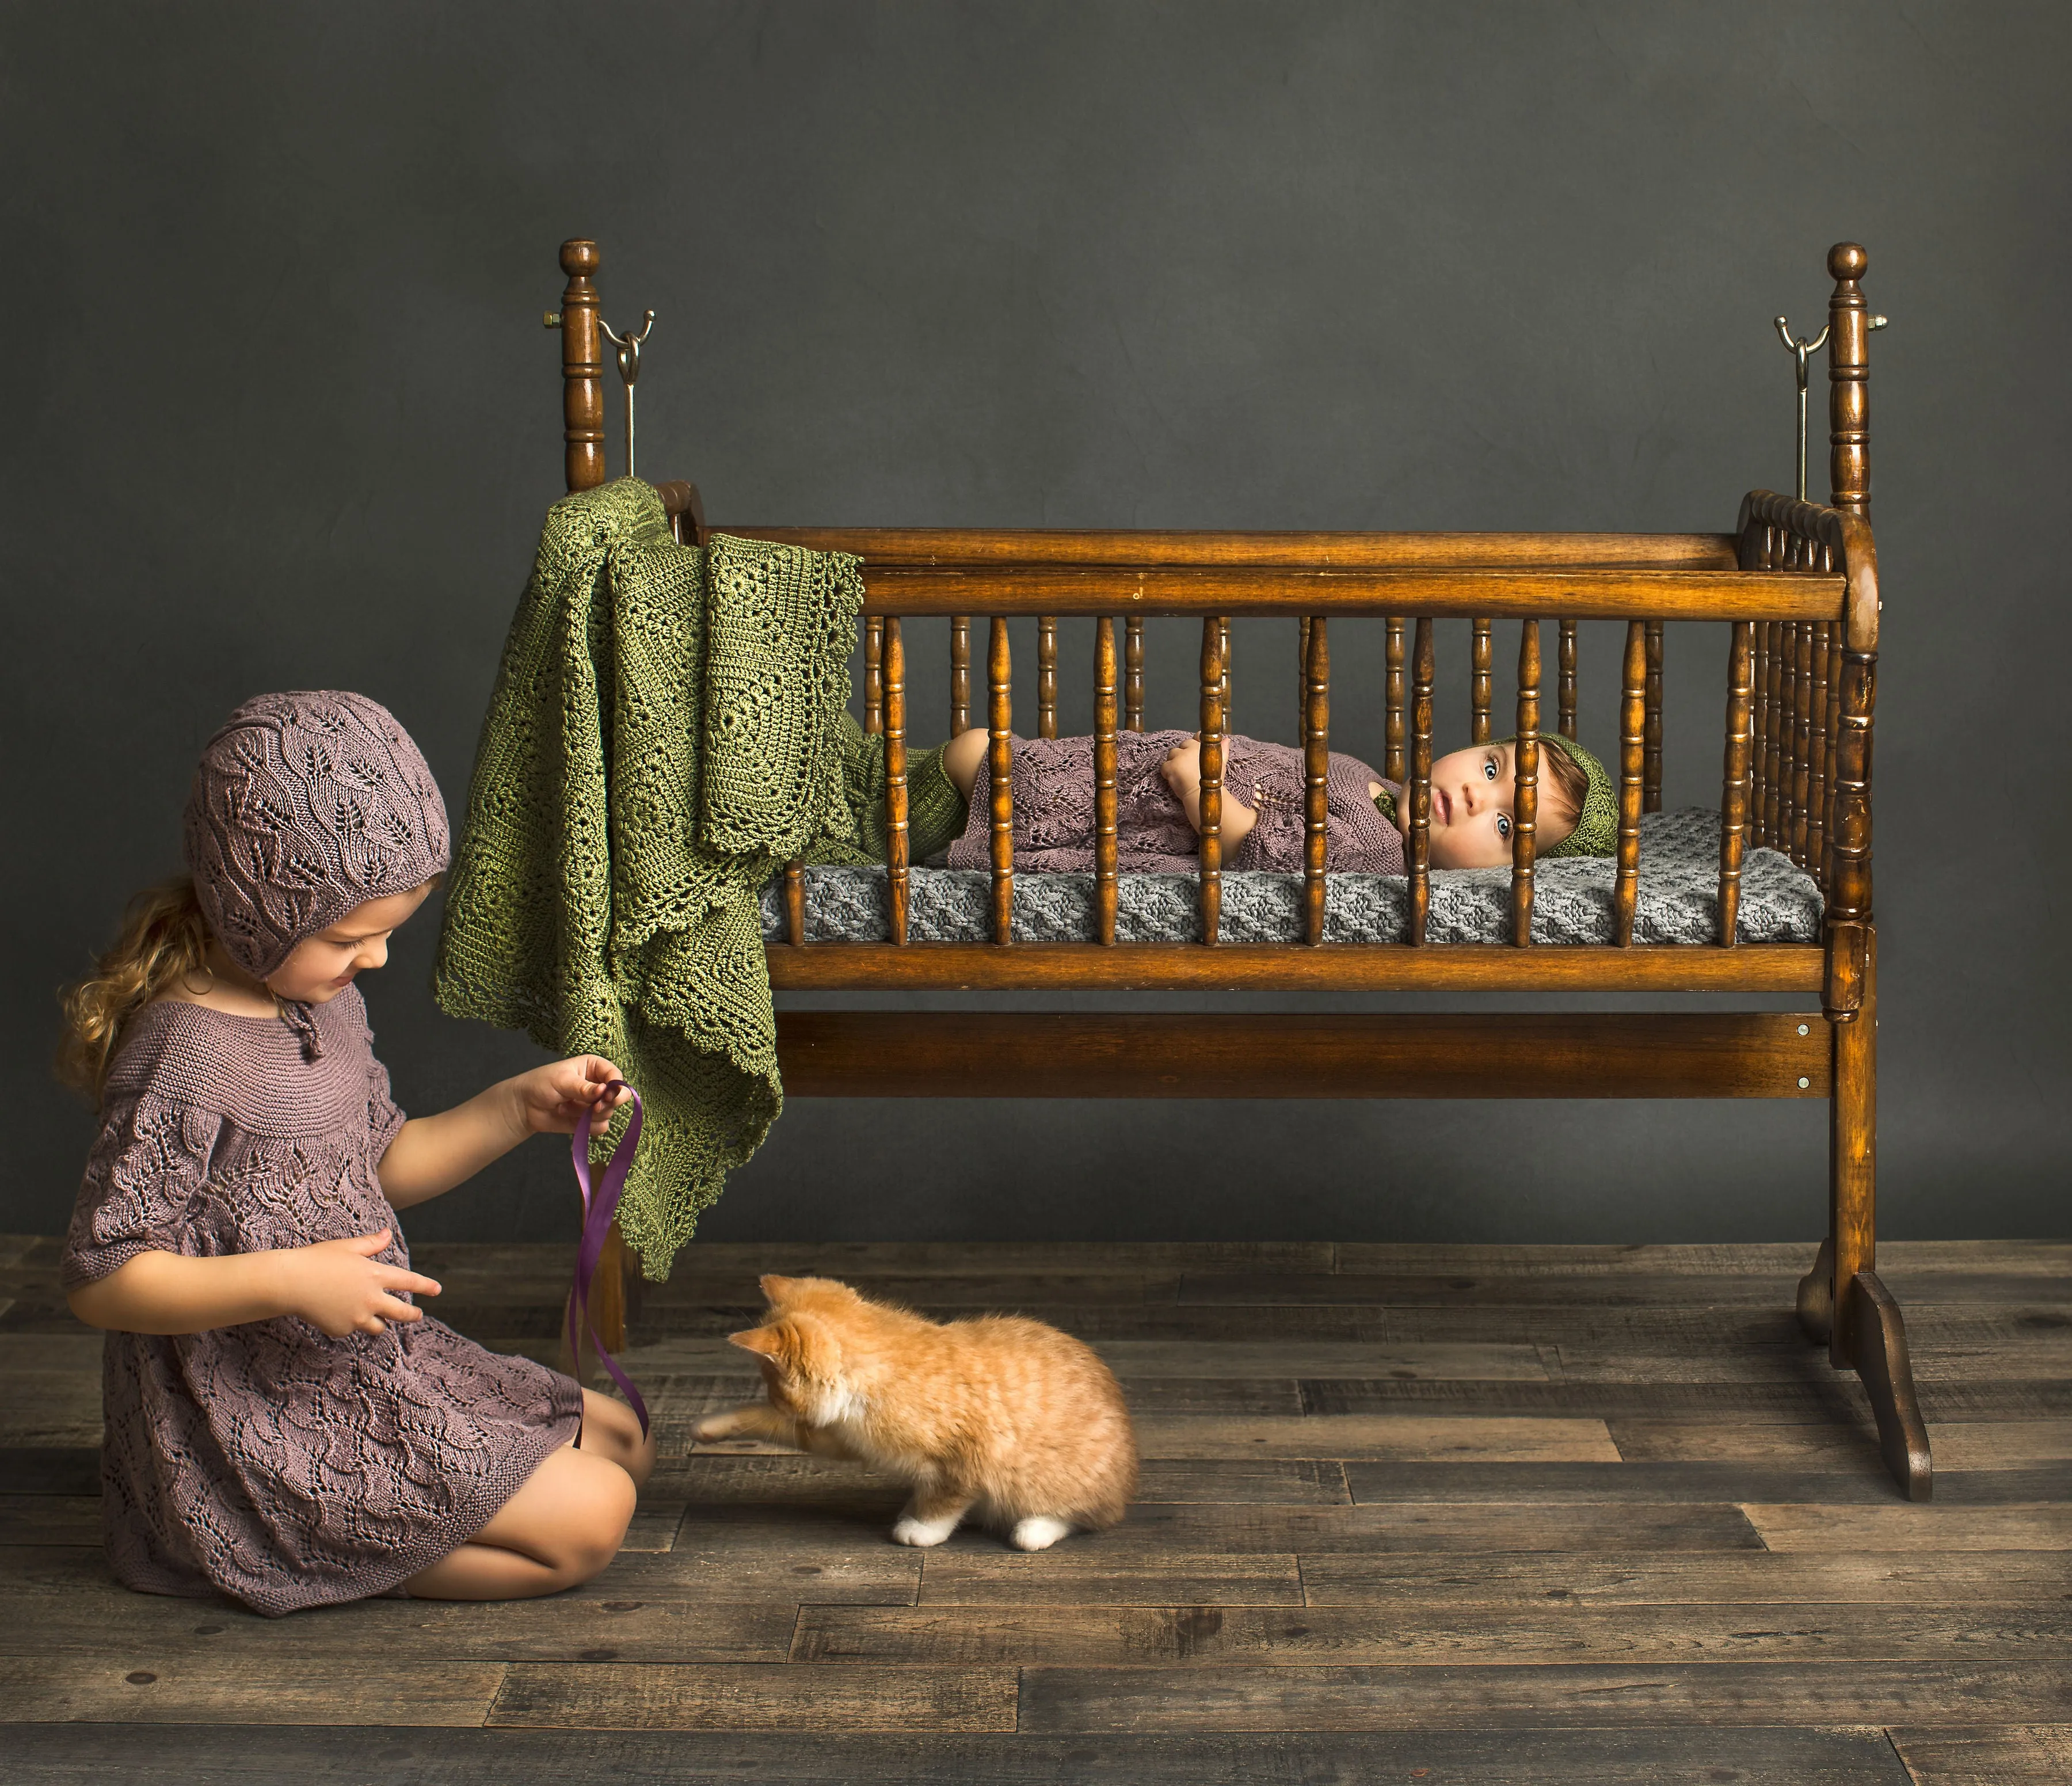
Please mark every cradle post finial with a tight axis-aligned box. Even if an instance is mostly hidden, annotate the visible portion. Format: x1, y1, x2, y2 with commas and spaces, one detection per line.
600, 309, 656, 481
555, 239, 606, 493
1826, 242, 1876, 518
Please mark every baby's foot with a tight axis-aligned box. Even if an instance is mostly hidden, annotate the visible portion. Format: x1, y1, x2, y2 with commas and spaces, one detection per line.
892, 1514, 960, 1548
1009, 1515, 1073, 1552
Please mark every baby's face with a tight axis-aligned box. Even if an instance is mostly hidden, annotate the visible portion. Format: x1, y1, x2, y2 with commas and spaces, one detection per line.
265, 884, 433, 1005
1401, 742, 1577, 870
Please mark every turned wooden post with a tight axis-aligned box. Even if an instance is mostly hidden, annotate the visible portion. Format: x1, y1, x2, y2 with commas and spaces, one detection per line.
1303, 616, 1330, 946
1613, 620, 1647, 946
1384, 617, 1407, 781
555, 240, 606, 493
864, 618, 884, 735
1407, 617, 1435, 945
1471, 618, 1493, 744
1557, 619, 1578, 740
1643, 619, 1664, 812
1094, 618, 1119, 945
950, 616, 972, 734
1717, 621, 1754, 946
1791, 616, 1816, 867
883, 616, 909, 946
1037, 616, 1058, 738
1510, 619, 1540, 946
1198, 618, 1225, 945
1125, 617, 1145, 731
989, 617, 1014, 943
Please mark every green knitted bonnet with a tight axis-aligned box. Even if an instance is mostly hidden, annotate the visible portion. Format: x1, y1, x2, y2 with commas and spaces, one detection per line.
1500, 733, 1617, 858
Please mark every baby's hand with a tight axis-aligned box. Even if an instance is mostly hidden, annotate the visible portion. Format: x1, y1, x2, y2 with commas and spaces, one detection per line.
280, 1229, 441, 1338
1161, 736, 1203, 829
512, 1054, 631, 1138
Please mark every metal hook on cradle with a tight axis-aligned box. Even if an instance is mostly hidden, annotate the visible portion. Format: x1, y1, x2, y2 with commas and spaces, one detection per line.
600, 309, 656, 480
1774, 309, 1887, 502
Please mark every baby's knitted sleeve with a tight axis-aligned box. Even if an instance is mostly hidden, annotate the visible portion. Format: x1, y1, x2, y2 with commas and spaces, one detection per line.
62, 1095, 223, 1289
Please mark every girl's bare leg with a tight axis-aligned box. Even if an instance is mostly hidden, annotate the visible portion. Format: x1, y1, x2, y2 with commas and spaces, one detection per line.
942, 727, 989, 801
401, 1441, 636, 1600
573, 1387, 657, 1488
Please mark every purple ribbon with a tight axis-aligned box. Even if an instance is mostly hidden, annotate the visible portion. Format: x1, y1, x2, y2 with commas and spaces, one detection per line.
567, 1081, 649, 1438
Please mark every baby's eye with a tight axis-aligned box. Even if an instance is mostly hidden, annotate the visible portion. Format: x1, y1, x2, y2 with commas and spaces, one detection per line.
1483, 756, 1499, 780
1496, 814, 1511, 840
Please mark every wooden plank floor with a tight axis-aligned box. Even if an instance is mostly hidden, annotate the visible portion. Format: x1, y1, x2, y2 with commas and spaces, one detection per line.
2, 1235, 2068, 1783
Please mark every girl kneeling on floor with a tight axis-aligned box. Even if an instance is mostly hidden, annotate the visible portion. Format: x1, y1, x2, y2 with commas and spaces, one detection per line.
58, 691, 654, 1617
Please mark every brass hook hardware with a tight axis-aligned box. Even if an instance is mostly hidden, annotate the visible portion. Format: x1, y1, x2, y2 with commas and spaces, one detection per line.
543, 310, 562, 329
1774, 315, 1830, 503
599, 310, 657, 479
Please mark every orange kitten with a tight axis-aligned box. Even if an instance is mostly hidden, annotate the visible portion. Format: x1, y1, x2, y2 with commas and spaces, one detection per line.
692, 1274, 1138, 1551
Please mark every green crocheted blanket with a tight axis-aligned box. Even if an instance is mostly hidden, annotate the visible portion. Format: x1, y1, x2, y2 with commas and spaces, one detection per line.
433, 479, 961, 1275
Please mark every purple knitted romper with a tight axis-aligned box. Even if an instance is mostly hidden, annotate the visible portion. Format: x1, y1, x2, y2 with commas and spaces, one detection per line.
62, 692, 581, 1616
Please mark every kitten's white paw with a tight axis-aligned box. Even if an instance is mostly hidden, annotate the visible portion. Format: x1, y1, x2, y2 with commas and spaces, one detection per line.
691, 1413, 734, 1442
1009, 1515, 1073, 1552
892, 1514, 959, 1548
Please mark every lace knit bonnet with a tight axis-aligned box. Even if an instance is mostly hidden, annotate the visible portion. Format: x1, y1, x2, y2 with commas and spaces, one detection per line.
184, 691, 450, 987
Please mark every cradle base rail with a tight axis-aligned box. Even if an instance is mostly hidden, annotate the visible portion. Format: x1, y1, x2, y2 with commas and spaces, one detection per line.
767, 942, 1826, 993
774, 1011, 1830, 1099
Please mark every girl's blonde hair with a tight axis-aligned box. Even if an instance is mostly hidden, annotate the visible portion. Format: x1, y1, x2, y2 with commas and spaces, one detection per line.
56, 878, 216, 1100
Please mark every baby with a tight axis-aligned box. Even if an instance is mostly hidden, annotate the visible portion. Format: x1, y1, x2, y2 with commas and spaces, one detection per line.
936, 726, 1614, 874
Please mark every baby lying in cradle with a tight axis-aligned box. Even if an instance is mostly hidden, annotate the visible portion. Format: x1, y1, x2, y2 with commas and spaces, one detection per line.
932, 725, 1616, 873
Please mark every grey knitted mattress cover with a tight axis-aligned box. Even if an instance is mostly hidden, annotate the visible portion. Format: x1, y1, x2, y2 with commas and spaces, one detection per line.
760, 808, 1821, 946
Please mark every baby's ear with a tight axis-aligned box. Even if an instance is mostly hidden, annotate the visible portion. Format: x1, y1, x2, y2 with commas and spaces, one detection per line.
758, 1273, 800, 1304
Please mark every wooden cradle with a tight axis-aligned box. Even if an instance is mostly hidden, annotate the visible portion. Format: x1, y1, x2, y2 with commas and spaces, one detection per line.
547, 238, 1921, 1498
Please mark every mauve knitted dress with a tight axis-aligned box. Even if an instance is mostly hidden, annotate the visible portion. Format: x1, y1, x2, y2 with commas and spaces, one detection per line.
61, 987, 582, 1617
944, 730, 1405, 873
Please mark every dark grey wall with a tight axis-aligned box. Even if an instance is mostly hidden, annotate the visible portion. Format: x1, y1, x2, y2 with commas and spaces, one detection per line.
6, 1, 2066, 1251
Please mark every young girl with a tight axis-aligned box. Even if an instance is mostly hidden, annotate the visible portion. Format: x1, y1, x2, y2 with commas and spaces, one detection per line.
58, 690, 654, 1617
937, 726, 1617, 872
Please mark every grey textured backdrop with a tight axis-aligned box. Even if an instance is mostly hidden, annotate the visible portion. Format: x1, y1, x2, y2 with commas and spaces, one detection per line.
5, 2, 2066, 1252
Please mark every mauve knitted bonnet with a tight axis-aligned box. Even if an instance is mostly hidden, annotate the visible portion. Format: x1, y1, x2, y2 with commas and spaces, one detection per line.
184, 691, 450, 992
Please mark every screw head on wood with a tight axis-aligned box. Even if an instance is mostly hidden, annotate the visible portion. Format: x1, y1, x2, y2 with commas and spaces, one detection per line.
1798, 1076, 1811, 1089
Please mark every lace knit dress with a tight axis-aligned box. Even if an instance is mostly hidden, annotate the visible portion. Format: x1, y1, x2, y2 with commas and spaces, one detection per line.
62, 988, 582, 1617
944, 730, 1406, 874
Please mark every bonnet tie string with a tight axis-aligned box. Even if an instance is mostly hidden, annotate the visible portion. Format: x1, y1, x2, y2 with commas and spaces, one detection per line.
569, 1083, 650, 1437
279, 999, 325, 1061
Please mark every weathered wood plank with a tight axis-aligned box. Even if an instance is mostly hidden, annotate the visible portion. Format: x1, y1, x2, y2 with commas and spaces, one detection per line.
1090, 1499, 1762, 1555
1340, 1462, 2072, 1507
794, 1598, 2072, 1667
487, 1662, 1017, 1732
1300, 1378, 2072, 1421
1132, 1414, 1618, 1463
917, 1549, 1305, 1606
626, 1240, 1341, 1278
1887, 1724, 2072, 1785
0, 1651, 505, 1725
1743, 1502, 2072, 1553
642, 1272, 1186, 1309
1612, 1419, 2072, 1471
1016, 1659, 2072, 1732
0, 1723, 1921, 1785
1297, 1549, 2072, 1605
0, 1495, 98, 1544
645, 1453, 1352, 1509
1178, 1271, 2072, 1308
0, 1448, 100, 1495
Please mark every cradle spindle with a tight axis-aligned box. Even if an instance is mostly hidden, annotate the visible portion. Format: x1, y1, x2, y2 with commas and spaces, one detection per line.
1792, 616, 1816, 866
864, 618, 884, 736
950, 616, 971, 734
1807, 619, 1832, 874
1558, 619, 1578, 740
1199, 618, 1225, 946
881, 618, 909, 947
1407, 617, 1434, 946
1643, 620, 1664, 812
783, 860, 805, 946
1472, 618, 1493, 744
1304, 616, 1330, 946
1125, 617, 1145, 732
989, 617, 1014, 944
1094, 618, 1119, 946
1613, 620, 1647, 946
1038, 616, 1058, 738
1384, 617, 1407, 782
1511, 620, 1541, 946
555, 240, 605, 493
1717, 620, 1754, 946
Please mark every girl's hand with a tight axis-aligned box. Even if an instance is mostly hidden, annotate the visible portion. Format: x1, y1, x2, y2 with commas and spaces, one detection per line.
279, 1229, 441, 1338
1161, 737, 1203, 830
512, 1054, 631, 1138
